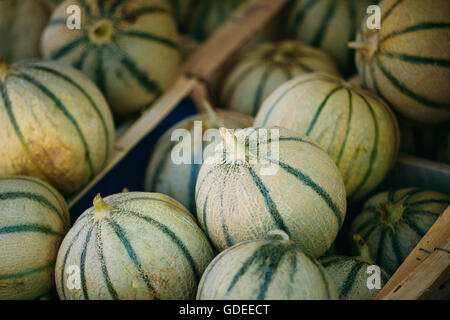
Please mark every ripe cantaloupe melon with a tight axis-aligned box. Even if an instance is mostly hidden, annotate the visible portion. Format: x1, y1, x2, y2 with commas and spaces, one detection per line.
41, 0, 181, 117
350, 188, 450, 275
221, 41, 340, 116
319, 235, 390, 300
145, 107, 252, 215
350, 0, 450, 123
197, 230, 338, 300
254, 73, 400, 201
56, 192, 215, 300
0, 176, 70, 300
287, 0, 373, 75
195, 126, 347, 257
0, 59, 115, 195
0, 0, 57, 63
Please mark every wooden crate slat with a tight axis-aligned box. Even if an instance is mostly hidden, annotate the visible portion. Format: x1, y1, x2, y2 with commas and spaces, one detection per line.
377, 206, 450, 299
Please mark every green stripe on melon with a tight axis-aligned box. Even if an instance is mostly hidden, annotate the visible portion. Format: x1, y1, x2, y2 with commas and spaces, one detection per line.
254, 73, 400, 201
197, 230, 338, 300
319, 235, 390, 300
0, 60, 115, 195
350, 188, 450, 275
221, 41, 340, 116
56, 192, 215, 300
145, 107, 252, 215
351, 0, 450, 123
41, 0, 181, 117
0, 176, 70, 300
195, 127, 346, 258
287, 0, 373, 75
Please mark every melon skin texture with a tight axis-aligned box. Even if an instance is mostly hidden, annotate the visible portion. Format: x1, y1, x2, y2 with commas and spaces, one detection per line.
0, 60, 115, 196
254, 73, 400, 202
0, 176, 70, 300
145, 109, 253, 215
352, 0, 450, 123
197, 236, 338, 300
221, 41, 340, 117
287, 0, 373, 75
195, 127, 347, 258
319, 255, 390, 300
41, 0, 181, 118
55, 192, 215, 300
350, 188, 450, 275
0, 0, 56, 63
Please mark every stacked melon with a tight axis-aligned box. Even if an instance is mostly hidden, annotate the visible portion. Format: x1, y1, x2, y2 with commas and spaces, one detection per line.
41, 0, 182, 118
145, 106, 253, 214
0, 0, 60, 63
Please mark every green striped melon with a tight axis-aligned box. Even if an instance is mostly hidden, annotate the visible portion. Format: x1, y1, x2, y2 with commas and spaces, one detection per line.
351, 0, 450, 123
254, 73, 400, 201
55, 192, 215, 300
221, 41, 340, 116
0, 0, 56, 63
188, 0, 244, 41
196, 126, 347, 257
319, 235, 390, 300
0, 176, 70, 300
41, 0, 181, 118
287, 0, 373, 75
197, 230, 338, 300
166, 0, 194, 32
350, 188, 450, 275
0, 59, 115, 196
145, 107, 252, 215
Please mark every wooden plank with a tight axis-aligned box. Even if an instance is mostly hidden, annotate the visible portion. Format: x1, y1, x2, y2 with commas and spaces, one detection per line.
68, 76, 198, 208
183, 0, 289, 82
379, 242, 449, 300
388, 154, 450, 194
376, 206, 450, 299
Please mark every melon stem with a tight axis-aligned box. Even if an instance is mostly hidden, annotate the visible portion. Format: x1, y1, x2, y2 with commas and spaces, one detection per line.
268, 229, 291, 243
93, 194, 111, 220
381, 201, 404, 225
219, 127, 247, 163
89, 19, 114, 44
348, 37, 379, 60
353, 234, 374, 264
203, 101, 225, 127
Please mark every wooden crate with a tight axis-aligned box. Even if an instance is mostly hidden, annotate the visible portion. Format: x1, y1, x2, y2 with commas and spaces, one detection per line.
67, 0, 449, 300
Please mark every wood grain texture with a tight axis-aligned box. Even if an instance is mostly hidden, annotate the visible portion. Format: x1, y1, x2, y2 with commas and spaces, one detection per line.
377, 206, 450, 299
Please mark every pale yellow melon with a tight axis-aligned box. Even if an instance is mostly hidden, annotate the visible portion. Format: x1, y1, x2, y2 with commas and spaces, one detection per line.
197, 230, 338, 300
221, 41, 340, 116
287, 0, 373, 75
195, 126, 347, 257
0, 59, 115, 195
351, 0, 450, 123
41, 0, 181, 117
0, 176, 70, 300
56, 192, 215, 300
254, 73, 400, 201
